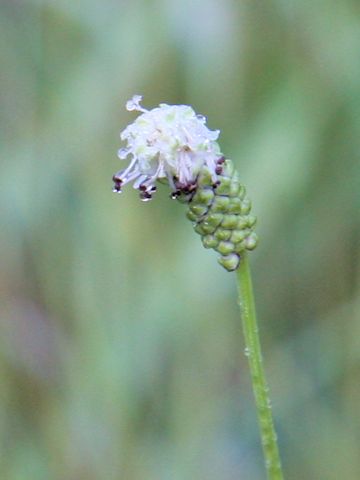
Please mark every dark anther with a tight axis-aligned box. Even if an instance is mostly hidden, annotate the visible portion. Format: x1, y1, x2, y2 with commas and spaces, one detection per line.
215, 166, 223, 175
171, 190, 180, 199
217, 156, 225, 165
112, 174, 123, 193
140, 191, 152, 200
212, 180, 221, 189
150, 186, 157, 192
112, 184, 122, 193
112, 173, 123, 183
139, 184, 147, 191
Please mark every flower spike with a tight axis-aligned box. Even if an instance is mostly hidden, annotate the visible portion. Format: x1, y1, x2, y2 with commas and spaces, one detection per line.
113, 96, 258, 270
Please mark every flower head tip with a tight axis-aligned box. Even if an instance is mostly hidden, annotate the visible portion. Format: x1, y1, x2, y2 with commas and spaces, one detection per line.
113, 95, 222, 201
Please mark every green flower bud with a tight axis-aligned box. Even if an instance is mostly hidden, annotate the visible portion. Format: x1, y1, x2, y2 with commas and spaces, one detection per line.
228, 199, 243, 214
206, 213, 223, 228
186, 210, 199, 222
183, 158, 258, 271
212, 196, 231, 213
221, 214, 239, 229
245, 232, 258, 250
191, 189, 215, 205
246, 215, 257, 228
190, 204, 208, 217
218, 253, 240, 271
215, 177, 231, 195
240, 198, 252, 215
217, 241, 235, 256
202, 235, 219, 249
230, 230, 247, 244
215, 229, 232, 241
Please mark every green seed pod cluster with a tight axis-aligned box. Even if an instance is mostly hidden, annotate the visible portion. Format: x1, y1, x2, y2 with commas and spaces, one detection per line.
178, 158, 258, 271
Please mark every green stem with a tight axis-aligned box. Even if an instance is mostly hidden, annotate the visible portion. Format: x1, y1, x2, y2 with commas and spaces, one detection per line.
236, 253, 284, 480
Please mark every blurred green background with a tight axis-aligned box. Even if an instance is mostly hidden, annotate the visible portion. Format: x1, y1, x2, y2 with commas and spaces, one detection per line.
1, 1, 360, 479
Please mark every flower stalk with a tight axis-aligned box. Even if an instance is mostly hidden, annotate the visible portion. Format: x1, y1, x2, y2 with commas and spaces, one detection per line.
236, 254, 284, 480
113, 95, 284, 479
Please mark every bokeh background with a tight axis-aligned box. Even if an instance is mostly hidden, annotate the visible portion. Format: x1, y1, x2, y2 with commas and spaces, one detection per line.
1, 1, 360, 479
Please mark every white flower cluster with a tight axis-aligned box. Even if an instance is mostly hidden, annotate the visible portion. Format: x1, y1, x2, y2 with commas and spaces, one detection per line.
113, 95, 223, 200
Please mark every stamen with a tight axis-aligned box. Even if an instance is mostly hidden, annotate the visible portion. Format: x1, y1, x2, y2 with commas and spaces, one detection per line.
112, 175, 123, 193
165, 173, 176, 190
133, 175, 148, 190
140, 191, 152, 202
120, 157, 138, 177
121, 168, 141, 186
